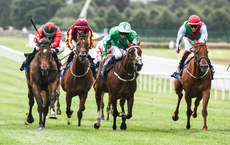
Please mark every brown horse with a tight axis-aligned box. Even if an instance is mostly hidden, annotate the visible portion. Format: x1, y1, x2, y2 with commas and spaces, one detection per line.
172, 40, 212, 131
94, 41, 143, 130
25, 38, 60, 129
61, 37, 93, 126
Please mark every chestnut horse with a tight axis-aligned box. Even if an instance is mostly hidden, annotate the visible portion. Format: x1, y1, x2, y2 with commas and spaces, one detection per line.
25, 38, 60, 129
94, 41, 143, 130
172, 40, 212, 131
61, 37, 93, 126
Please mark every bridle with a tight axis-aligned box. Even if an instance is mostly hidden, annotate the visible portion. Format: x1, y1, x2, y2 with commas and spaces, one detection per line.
113, 46, 143, 82
186, 44, 210, 79
71, 37, 90, 78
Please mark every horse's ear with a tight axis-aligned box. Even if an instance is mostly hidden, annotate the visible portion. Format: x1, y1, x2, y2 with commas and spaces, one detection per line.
126, 40, 131, 47
137, 40, 140, 46
194, 40, 197, 44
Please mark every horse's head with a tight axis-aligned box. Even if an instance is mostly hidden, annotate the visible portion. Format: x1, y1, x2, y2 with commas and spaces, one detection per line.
126, 40, 143, 71
74, 37, 89, 62
36, 38, 53, 76
191, 40, 209, 72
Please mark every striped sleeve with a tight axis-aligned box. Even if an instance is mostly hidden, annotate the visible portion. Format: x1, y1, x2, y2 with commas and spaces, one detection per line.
65, 26, 74, 50
88, 28, 94, 49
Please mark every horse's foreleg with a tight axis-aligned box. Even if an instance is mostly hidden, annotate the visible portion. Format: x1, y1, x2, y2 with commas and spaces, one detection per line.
27, 88, 34, 124
185, 93, 192, 129
48, 83, 58, 119
32, 85, 44, 129
66, 93, 74, 118
202, 90, 210, 131
56, 85, 61, 115
77, 93, 87, 127
106, 92, 112, 121
42, 105, 49, 128
94, 90, 103, 129
112, 97, 118, 130
192, 96, 202, 118
119, 98, 125, 117
172, 80, 183, 121
100, 92, 105, 120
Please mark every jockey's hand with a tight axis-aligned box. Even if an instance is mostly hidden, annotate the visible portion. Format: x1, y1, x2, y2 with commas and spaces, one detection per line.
176, 47, 181, 53
107, 49, 112, 54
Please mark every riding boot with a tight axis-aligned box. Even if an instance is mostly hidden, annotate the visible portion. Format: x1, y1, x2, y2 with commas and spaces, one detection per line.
62, 51, 74, 71
100, 56, 116, 79
20, 48, 38, 71
177, 55, 188, 74
52, 52, 61, 73
176, 51, 190, 74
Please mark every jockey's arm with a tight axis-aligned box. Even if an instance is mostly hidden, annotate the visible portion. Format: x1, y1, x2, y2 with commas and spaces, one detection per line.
198, 23, 208, 42
65, 25, 75, 50
175, 25, 186, 53
102, 35, 112, 56
34, 26, 44, 43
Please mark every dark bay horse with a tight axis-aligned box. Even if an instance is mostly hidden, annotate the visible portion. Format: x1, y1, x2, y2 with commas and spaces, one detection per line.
172, 40, 212, 131
61, 37, 93, 126
94, 41, 143, 130
25, 38, 60, 129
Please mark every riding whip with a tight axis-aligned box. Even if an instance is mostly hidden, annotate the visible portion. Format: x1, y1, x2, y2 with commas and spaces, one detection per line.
30, 19, 41, 37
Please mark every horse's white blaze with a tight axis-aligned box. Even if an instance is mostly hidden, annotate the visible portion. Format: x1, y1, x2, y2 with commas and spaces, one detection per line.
43, 49, 48, 53
134, 48, 142, 64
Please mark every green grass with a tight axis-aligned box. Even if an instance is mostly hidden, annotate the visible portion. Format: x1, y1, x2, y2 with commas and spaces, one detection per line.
1, 51, 230, 145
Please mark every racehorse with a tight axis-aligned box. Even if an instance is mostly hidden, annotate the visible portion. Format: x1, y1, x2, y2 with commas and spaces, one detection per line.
25, 38, 60, 129
172, 40, 212, 131
94, 40, 143, 130
60, 37, 93, 126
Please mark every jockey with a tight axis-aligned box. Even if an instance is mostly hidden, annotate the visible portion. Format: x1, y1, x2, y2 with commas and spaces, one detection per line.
95, 35, 111, 68
174, 15, 214, 78
20, 22, 63, 73
100, 21, 139, 79
63, 18, 94, 70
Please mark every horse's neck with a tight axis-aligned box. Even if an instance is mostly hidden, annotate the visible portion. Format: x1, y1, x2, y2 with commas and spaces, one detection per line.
72, 57, 88, 72
119, 56, 134, 75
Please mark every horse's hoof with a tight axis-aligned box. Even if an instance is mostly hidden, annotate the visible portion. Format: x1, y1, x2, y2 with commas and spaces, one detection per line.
94, 123, 100, 129
192, 112, 197, 118
113, 125, 117, 130
172, 115, 179, 121
66, 110, 73, 118
56, 109, 61, 115
49, 114, 57, 119
38, 125, 45, 130
101, 116, 105, 121
27, 116, 34, 124
186, 124, 190, 129
120, 123, 127, 130
203, 128, 208, 131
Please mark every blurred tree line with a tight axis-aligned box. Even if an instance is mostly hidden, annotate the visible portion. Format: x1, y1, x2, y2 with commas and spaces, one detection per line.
1, 0, 230, 31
